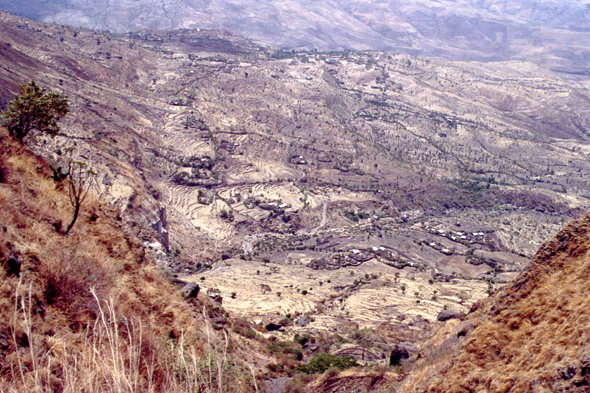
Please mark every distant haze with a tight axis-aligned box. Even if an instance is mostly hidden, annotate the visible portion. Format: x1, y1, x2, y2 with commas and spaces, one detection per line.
1, 0, 590, 69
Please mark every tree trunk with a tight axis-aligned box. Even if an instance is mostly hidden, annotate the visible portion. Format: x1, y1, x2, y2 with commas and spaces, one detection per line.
65, 204, 80, 234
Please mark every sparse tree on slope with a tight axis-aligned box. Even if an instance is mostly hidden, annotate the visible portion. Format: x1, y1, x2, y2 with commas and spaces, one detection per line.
1, 81, 69, 141
63, 147, 98, 234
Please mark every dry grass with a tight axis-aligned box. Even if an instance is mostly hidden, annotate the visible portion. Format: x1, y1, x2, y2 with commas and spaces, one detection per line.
403, 215, 590, 392
0, 129, 263, 392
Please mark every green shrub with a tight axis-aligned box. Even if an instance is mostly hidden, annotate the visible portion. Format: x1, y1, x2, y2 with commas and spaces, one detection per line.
1, 81, 69, 141
298, 353, 358, 374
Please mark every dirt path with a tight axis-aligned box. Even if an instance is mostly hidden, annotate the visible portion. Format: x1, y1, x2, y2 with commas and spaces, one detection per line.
313, 200, 328, 233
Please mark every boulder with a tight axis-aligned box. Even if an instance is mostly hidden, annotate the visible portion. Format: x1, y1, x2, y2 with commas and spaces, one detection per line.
211, 316, 228, 325
5, 254, 21, 277
265, 323, 283, 332
296, 314, 310, 327
180, 282, 200, 299
437, 310, 459, 322
209, 294, 223, 304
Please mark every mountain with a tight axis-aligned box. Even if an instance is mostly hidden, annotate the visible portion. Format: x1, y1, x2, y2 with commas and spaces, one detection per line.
2, 0, 590, 71
1, 10, 590, 390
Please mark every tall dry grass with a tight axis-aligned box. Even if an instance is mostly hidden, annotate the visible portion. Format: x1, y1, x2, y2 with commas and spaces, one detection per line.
0, 129, 261, 392
403, 215, 590, 392
2, 279, 246, 393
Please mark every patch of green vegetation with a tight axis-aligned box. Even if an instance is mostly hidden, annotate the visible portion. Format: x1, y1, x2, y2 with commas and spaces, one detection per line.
268, 340, 302, 357
451, 178, 488, 193
344, 211, 370, 222
298, 353, 358, 374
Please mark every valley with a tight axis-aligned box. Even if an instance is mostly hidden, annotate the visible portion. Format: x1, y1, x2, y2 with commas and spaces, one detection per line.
1, 10, 590, 389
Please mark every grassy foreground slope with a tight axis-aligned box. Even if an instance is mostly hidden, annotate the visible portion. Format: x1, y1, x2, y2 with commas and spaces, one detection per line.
0, 127, 267, 392
402, 214, 590, 392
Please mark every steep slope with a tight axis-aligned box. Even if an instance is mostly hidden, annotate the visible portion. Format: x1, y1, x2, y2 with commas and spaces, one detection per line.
1, 0, 590, 70
0, 129, 271, 392
403, 214, 590, 392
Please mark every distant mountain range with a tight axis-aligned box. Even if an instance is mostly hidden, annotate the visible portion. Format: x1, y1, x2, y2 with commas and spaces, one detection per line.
2, 0, 590, 70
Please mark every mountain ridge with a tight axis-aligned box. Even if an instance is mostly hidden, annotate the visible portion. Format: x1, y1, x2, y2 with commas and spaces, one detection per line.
401, 211, 590, 392
2, 0, 590, 71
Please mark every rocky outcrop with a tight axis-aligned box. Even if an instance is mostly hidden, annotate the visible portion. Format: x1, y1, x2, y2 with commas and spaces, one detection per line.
180, 282, 200, 299
436, 310, 460, 322
390, 342, 418, 366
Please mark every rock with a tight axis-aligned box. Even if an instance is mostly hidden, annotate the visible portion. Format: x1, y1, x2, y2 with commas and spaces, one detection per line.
296, 314, 310, 327
265, 323, 283, 332
5, 254, 21, 277
180, 282, 200, 298
456, 321, 476, 337
209, 294, 223, 304
221, 253, 232, 260
211, 316, 228, 325
560, 366, 577, 380
437, 310, 459, 322
49, 218, 62, 232
263, 377, 291, 393
303, 343, 319, 352
390, 342, 417, 366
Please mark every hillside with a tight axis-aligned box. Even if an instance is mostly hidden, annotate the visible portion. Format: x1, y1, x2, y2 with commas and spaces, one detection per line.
3, 118, 590, 392
2, 10, 590, 391
1, 10, 590, 363
400, 212, 590, 392
0, 128, 273, 391
2, 0, 590, 71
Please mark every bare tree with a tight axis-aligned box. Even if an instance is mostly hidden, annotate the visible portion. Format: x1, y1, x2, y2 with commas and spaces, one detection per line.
63, 147, 98, 234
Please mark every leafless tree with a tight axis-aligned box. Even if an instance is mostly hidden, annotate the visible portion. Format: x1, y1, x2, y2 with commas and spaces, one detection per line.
63, 147, 98, 234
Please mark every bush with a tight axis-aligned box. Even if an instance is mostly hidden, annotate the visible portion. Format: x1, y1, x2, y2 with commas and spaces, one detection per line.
323, 366, 340, 379
284, 373, 314, 393
268, 340, 300, 356
1, 81, 69, 141
298, 353, 358, 374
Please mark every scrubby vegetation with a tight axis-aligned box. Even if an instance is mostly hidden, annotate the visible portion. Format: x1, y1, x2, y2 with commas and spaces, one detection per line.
0, 81, 69, 141
298, 353, 358, 374
0, 129, 264, 392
